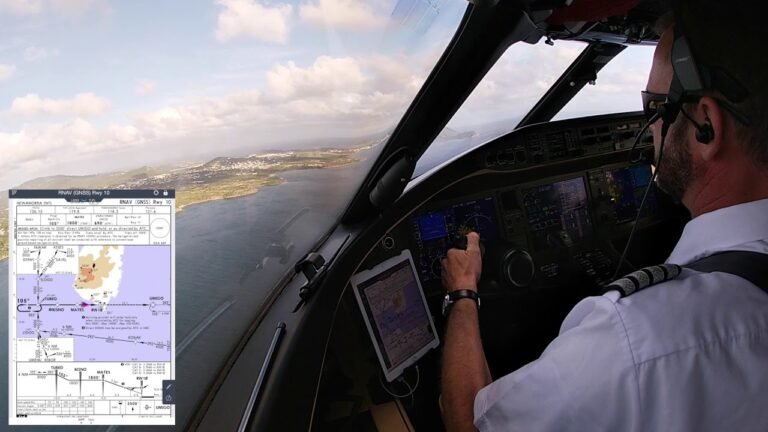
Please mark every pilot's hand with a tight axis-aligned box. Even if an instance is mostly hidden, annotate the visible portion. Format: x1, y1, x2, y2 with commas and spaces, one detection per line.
441, 232, 482, 293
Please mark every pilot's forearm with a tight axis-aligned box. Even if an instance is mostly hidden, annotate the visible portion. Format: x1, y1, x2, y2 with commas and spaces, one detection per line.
442, 299, 491, 432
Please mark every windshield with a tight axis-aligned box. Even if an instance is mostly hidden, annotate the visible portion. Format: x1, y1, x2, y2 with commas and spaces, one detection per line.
415, 40, 585, 176
555, 45, 655, 120
0, 0, 466, 429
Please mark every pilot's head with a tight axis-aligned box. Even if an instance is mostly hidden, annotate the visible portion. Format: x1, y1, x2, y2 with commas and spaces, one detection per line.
646, 1, 768, 217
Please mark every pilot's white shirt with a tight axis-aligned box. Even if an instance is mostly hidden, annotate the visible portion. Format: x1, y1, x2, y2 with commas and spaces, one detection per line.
474, 198, 768, 432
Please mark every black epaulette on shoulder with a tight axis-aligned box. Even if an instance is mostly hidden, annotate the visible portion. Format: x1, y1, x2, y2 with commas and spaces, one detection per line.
603, 252, 768, 298
602, 264, 683, 297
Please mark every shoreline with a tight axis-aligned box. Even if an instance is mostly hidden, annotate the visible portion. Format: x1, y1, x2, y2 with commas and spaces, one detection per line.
174, 161, 357, 213
175, 173, 287, 213
0, 184, 281, 263
175, 183, 279, 213
0, 159, 363, 263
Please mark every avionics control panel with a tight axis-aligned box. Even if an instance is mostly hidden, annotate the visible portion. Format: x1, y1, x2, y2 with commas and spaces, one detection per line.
409, 163, 658, 291
410, 197, 501, 283
481, 115, 652, 169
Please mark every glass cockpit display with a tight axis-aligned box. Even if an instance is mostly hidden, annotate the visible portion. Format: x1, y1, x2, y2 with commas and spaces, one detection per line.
604, 165, 657, 222
522, 177, 592, 251
411, 197, 500, 283
589, 163, 659, 225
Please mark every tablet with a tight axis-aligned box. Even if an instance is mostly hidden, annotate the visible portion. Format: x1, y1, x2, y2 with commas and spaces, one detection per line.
350, 250, 440, 382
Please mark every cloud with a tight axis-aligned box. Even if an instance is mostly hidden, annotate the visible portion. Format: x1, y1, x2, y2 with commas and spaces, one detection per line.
9, 92, 111, 117
134, 89, 264, 138
0, 52, 435, 184
447, 43, 585, 127
0, 63, 16, 81
266, 56, 366, 100
0, 90, 264, 179
135, 80, 156, 96
0, 118, 141, 169
556, 46, 654, 119
23, 46, 59, 62
262, 54, 428, 123
299, 0, 387, 30
360, 55, 413, 93
0, 0, 42, 15
214, 0, 293, 44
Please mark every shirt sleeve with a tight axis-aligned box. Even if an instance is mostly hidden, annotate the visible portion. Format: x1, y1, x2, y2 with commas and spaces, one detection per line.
473, 294, 642, 432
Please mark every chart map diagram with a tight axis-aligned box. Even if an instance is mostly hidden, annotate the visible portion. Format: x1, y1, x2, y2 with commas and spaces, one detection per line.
9, 190, 175, 426
16, 246, 171, 363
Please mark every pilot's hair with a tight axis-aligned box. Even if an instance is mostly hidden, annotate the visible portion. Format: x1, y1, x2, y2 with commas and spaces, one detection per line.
659, 1, 768, 168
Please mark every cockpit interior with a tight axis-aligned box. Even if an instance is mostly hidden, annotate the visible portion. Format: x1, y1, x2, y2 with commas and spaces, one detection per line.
9, 0, 768, 430
311, 111, 689, 431
191, 1, 695, 431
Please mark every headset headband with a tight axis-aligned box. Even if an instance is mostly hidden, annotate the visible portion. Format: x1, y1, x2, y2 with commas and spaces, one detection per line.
662, 2, 750, 129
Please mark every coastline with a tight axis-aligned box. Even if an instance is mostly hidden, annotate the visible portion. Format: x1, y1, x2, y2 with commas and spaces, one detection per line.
174, 176, 285, 213
0, 158, 365, 263
0, 179, 285, 262
174, 160, 358, 213
175, 188, 268, 213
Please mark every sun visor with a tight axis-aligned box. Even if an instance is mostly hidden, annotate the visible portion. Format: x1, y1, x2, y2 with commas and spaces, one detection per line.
546, 0, 641, 25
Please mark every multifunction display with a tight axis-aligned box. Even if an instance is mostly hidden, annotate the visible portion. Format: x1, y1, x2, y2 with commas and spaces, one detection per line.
521, 178, 593, 251
411, 197, 500, 283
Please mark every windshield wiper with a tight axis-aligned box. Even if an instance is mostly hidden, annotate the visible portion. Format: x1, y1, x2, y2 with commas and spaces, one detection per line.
517, 41, 626, 128
291, 233, 350, 312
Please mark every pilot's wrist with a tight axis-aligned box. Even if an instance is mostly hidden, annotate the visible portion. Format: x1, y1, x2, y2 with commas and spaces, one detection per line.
446, 283, 477, 293
450, 298, 479, 315
442, 289, 480, 317
448, 287, 477, 294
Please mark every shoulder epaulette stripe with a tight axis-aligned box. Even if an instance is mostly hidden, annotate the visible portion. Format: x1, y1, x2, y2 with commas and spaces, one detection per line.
659, 264, 669, 280
603, 264, 682, 297
640, 268, 655, 284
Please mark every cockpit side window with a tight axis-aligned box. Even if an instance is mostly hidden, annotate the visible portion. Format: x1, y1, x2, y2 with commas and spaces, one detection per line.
415, 41, 584, 176
554, 45, 655, 120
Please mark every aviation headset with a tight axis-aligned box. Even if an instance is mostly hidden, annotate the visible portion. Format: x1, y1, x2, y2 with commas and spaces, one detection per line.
659, 2, 750, 144
614, 1, 752, 280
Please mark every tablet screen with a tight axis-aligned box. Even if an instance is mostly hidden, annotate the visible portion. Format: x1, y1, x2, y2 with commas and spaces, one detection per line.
352, 253, 438, 379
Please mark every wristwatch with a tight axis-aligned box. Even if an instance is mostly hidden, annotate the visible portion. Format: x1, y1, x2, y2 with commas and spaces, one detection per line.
442, 290, 480, 317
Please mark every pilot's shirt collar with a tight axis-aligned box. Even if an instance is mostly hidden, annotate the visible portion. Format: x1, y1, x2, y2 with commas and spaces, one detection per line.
667, 198, 768, 265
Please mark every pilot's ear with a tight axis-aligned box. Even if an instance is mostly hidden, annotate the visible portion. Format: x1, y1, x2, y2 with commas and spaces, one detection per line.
695, 96, 725, 162
691, 96, 732, 161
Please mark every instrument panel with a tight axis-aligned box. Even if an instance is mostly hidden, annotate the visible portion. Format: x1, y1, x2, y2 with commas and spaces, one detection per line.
481, 116, 652, 169
411, 197, 501, 283
358, 113, 670, 297
408, 162, 658, 294
520, 177, 592, 252
589, 164, 657, 224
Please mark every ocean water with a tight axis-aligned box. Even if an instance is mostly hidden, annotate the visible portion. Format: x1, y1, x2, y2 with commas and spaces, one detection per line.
0, 159, 370, 431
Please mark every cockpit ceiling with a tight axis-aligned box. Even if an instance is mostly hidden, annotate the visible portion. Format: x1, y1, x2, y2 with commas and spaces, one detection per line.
545, 0, 668, 45
547, 0, 642, 24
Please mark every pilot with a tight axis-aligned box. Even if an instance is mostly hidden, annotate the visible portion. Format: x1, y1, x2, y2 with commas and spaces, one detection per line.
440, 2, 768, 431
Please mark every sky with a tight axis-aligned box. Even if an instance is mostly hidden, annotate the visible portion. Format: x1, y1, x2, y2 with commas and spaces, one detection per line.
0, 0, 654, 190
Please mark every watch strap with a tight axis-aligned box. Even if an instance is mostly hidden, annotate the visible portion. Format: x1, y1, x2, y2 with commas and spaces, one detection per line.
442, 290, 480, 317
448, 289, 479, 303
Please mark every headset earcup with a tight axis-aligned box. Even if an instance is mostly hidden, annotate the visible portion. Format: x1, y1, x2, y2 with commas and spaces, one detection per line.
696, 122, 714, 144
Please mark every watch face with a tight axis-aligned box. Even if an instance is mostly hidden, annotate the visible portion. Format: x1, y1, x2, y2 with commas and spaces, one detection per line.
442, 293, 450, 317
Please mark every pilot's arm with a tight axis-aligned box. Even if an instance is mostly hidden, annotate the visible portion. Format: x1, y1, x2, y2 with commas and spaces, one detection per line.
441, 232, 640, 431
440, 232, 490, 432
